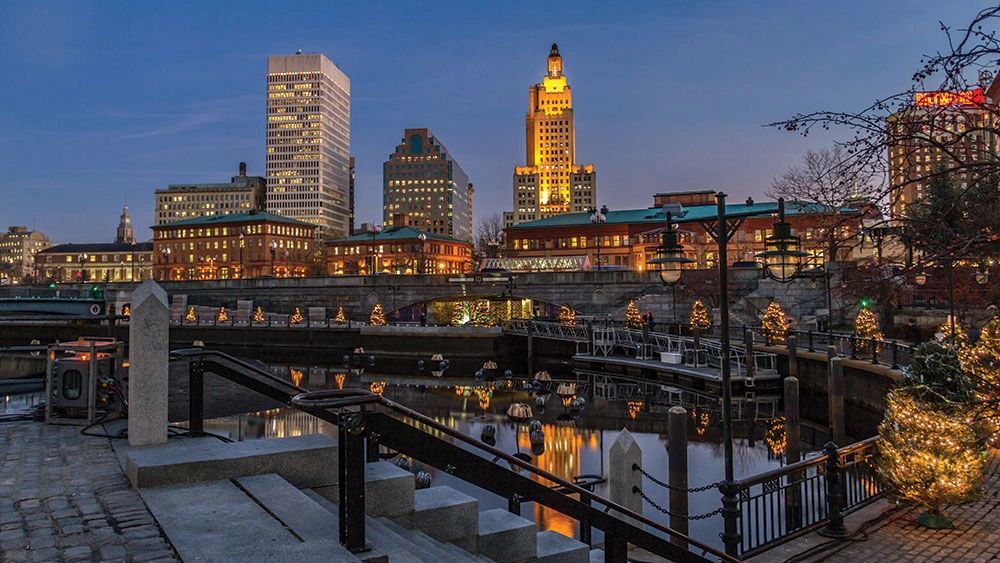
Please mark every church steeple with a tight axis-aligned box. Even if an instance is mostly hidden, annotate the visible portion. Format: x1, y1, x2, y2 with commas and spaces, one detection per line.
116, 204, 135, 244
547, 43, 562, 78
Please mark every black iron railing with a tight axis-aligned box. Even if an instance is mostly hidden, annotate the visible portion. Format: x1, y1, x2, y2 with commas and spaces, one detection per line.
171, 348, 737, 563
740, 327, 915, 369
726, 437, 883, 557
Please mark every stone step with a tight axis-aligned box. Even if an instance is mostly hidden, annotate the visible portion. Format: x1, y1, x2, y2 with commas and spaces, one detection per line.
412, 485, 480, 552
126, 434, 338, 489
477, 508, 536, 563
303, 489, 424, 563
379, 517, 481, 562
535, 531, 589, 563
235, 473, 340, 542
139, 478, 361, 562
313, 461, 415, 521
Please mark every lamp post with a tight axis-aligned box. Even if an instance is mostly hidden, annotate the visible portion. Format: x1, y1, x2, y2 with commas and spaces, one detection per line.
590, 205, 607, 271
119, 261, 125, 283
160, 247, 171, 281
701, 194, 804, 557
238, 231, 245, 279
367, 224, 383, 276
269, 241, 278, 277
78, 253, 88, 283
417, 233, 427, 274
648, 211, 694, 327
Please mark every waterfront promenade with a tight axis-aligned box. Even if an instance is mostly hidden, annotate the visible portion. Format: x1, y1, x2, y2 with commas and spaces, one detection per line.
0, 422, 178, 562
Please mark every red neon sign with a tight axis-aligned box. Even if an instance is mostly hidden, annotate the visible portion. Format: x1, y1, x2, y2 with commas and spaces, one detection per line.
914, 88, 986, 107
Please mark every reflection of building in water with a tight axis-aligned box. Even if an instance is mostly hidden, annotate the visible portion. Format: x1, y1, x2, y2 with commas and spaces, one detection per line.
518, 422, 597, 538
204, 409, 337, 441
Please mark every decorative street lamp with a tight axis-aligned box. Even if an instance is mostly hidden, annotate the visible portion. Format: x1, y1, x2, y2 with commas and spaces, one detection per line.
914, 271, 928, 286
417, 233, 427, 274
78, 253, 88, 282
590, 205, 608, 271
269, 240, 278, 277
367, 224, 383, 276
648, 211, 694, 325
160, 247, 171, 281
756, 198, 807, 283
238, 231, 245, 279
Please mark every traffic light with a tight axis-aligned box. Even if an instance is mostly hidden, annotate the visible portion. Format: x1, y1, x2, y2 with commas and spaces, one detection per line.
858, 297, 872, 308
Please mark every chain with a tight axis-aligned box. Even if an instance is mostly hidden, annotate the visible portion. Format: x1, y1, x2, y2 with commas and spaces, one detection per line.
632, 486, 724, 521
633, 463, 722, 493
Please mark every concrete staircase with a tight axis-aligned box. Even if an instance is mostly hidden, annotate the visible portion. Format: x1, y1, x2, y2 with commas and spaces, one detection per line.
124, 435, 598, 562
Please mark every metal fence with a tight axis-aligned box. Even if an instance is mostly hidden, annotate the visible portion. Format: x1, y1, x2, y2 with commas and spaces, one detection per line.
728, 437, 883, 557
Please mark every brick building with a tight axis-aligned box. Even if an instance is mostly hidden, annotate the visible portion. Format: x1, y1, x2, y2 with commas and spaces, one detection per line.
36, 242, 153, 283
151, 211, 316, 280
327, 217, 472, 275
504, 191, 860, 271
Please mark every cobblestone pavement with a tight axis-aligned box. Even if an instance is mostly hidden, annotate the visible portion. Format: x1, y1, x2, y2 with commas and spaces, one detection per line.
817, 453, 1000, 562
0, 422, 178, 563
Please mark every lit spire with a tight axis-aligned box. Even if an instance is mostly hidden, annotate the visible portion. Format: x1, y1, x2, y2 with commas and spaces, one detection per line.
547, 43, 562, 78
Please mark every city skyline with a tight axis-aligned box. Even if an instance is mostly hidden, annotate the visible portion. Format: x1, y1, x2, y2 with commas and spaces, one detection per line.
0, 0, 987, 242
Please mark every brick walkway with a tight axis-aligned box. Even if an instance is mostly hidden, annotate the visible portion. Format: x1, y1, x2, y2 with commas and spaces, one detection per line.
0, 422, 178, 563
811, 453, 1000, 562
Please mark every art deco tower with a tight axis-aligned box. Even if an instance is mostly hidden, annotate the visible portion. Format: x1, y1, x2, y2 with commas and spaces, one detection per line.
266, 52, 351, 237
505, 44, 596, 226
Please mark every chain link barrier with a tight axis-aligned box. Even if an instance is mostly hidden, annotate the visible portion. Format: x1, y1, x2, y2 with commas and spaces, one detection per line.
632, 486, 724, 521
633, 463, 722, 493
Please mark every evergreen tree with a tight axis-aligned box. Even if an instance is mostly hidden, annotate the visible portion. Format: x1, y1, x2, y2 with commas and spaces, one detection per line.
334, 305, 347, 323
369, 304, 386, 326
624, 301, 643, 329
689, 300, 711, 332
761, 301, 788, 345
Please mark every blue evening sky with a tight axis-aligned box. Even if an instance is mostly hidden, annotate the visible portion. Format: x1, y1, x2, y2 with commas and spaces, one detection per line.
0, 1, 986, 242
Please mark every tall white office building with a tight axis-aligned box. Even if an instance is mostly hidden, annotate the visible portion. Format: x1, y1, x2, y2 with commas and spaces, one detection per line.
266, 52, 351, 237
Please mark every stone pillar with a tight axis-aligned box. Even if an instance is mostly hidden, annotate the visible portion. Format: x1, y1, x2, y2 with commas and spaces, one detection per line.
236, 299, 253, 323
609, 429, 643, 526
786, 335, 798, 378
829, 357, 846, 445
128, 280, 170, 447
667, 407, 688, 546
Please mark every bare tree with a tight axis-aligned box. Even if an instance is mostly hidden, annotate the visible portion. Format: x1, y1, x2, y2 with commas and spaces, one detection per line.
474, 212, 506, 261
768, 146, 876, 261
769, 5, 1000, 269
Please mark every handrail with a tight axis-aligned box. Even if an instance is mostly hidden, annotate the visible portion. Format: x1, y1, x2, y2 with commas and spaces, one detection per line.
178, 349, 737, 562
291, 387, 734, 561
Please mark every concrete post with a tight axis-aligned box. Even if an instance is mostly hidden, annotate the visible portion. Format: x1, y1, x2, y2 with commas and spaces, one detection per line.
786, 335, 798, 378
744, 327, 756, 382
829, 357, 846, 445
609, 429, 643, 526
783, 376, 801, 530
128, 280, 170, 447
668, 406, 689, 546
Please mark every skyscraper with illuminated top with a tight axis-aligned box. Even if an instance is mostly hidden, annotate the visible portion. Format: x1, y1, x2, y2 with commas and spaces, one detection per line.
505, 44, 596, 227
266, 52, 351, 237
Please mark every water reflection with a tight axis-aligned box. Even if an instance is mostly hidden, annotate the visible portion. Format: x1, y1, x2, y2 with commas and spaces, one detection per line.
194, 364, 796, 550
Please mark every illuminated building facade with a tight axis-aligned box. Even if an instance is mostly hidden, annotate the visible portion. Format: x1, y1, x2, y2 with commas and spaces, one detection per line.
154, 162, 265, 226
888, 86, 999, 219
36, 242, 152, 283
327, 223, 472, 276
505, 191, 861, 270
116, 205, 135, 244
0, 226, 50, 283
383, 129, 473, 241
266, 53, 351, 237
152, 211, 316, 280
505, 44, 596, 227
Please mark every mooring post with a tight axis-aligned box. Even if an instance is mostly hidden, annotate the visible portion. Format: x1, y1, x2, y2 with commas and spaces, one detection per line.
784, 376, 802, 530
668, 406, 689, 547
610, 429, 643, 528
820, 442, 849, 538
786, 335, 798, 378
744, 327, 756, 382
829, 357, 847, 446
128, 280, 169, 447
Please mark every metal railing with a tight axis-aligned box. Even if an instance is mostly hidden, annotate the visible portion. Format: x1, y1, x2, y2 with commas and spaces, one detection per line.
173, 348, 737, 562
742, 327, 915, 369
726, 437, 883, 557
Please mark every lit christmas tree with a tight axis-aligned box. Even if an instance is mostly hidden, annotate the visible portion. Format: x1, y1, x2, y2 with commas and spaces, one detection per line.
877, 342, 988, 528
471, 301, 495, 327
761, 301, 788, 345
121, 304, 131, 318
962, 316, 1000, 439
289, 307, 305, 324
558, 305, 576, 326
624, 301, 643, 329
689, 300, 711, 332
216, 306, 228, 323
369, 303, 387, 326
185, 306, 197, 322
450, 301, 468, 326
334, 305, 347, 323
252, 306, 265, 323
854, 307, 882, 340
